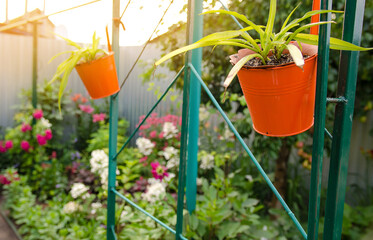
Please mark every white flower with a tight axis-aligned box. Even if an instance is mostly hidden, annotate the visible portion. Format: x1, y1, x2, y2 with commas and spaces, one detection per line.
141, 179, 166, 203
199, 107, 209, 121
161, 146, 178, 160
91, 202, 102, 214
40, 117, 52, 128
166, 157, 179, 169
219, 126, 235, 141
70, 183, 89, 199
245, 175, 253, 182
196, 178, 203, 186
63, 201, 81, 214
162, 122, 178, 139
100, 170, 109, 187
200, 152, 214, 170
90, 150, 109, 174
136, 137, 155, 156
164, 172, 175, 183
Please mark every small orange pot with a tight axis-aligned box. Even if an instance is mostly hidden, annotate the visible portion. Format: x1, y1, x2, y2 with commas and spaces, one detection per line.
75, 52, 120, 99
231, 43, 318, 137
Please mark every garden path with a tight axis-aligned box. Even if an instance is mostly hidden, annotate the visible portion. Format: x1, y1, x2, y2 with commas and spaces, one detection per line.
0, 213, 18, 240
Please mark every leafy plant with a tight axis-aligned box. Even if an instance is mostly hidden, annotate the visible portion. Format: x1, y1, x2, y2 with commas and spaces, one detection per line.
155, 0, 372, 90
49, 32, 109, 110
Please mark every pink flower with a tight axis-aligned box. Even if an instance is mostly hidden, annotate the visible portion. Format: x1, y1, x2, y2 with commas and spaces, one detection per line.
159, 132, 164, 139
149, 131, 157, 138
21, 140, 30, 151
139, 156, 148, 163
79, 104, 94, 114
44, 129, 53, 140
5, 140, 13, 149
92, 113, 106, 123
33, 109, 43, 119
36, 134, 47, 146
0, 142, 6, 153
150, 162, 169, 181
21, 123, 32, 132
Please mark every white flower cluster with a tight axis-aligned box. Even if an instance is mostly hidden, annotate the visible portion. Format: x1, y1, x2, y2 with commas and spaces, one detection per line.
70, 183, 90, 199
200, 152, 215, 170
63, 201, 81, 214
90, 150, 109, 173
40, 117, 52, 128
136, 137, 155, 156
141, 178, 167, 203
160, 146, 179, 169
162, 122, 178, 139
91, 202, 103, 214
90, 150, 110, 187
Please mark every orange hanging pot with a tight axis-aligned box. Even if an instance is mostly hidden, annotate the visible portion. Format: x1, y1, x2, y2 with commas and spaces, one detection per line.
231, 43, 318, 137
75, 52, 120, 99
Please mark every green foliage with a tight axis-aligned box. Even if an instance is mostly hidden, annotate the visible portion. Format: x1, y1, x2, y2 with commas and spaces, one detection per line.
3, 174, 106, 240
49, 32, 109, 110
87, 119, 129, 153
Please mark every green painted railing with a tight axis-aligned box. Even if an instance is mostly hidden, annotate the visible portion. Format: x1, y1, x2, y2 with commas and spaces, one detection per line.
106, 0, 366, 239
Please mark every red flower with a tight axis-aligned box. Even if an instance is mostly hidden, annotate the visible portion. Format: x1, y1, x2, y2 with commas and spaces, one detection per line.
92, 113, 106, 123
21, 140, 30, 151
36, 134, 47, 146
50, 151, 57, 159
44, 129, 53, 140
0, 175, 11, 185
33, 109, 43, 119
71, 93, 82, 102
150, 162, 169, 181
21, 123, 32, 132
79, 104, 94, 114
80, 97, 88, 103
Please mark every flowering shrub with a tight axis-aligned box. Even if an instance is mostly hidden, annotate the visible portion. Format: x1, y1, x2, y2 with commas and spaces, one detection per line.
2, 109, 53, 165
70, 93, 107, 152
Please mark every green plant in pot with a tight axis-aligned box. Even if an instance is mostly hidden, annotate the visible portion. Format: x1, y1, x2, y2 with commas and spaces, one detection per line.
49, 32, 119, 111
155, 0, 372, 136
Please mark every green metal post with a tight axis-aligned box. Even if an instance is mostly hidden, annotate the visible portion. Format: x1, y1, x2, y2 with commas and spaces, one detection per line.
107, 0, 120, 239
175, 0, 195, 237
307, 0, 332, 239
32, 22, 38, 108
323, 1, 365, 239
186, 0, 203, 214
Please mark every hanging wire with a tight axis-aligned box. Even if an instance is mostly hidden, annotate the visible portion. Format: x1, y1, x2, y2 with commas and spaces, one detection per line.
114, 0, 132, 31
120, 0, 132, 20
116, 0, 175, 94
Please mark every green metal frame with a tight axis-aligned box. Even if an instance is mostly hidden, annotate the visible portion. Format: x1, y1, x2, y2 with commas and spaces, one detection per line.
106, 0, 366, 239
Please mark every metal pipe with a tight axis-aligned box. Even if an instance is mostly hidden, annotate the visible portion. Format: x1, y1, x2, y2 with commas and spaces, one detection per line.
306, 0, 332, 238
106, 0, 120, 239
323, 1, 366, 239
0, 0, 102, 32
186, 0, 203, 214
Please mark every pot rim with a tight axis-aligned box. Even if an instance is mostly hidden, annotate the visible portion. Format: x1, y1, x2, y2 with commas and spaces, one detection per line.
229, 42, 318, 70
76, 51, 114, 67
